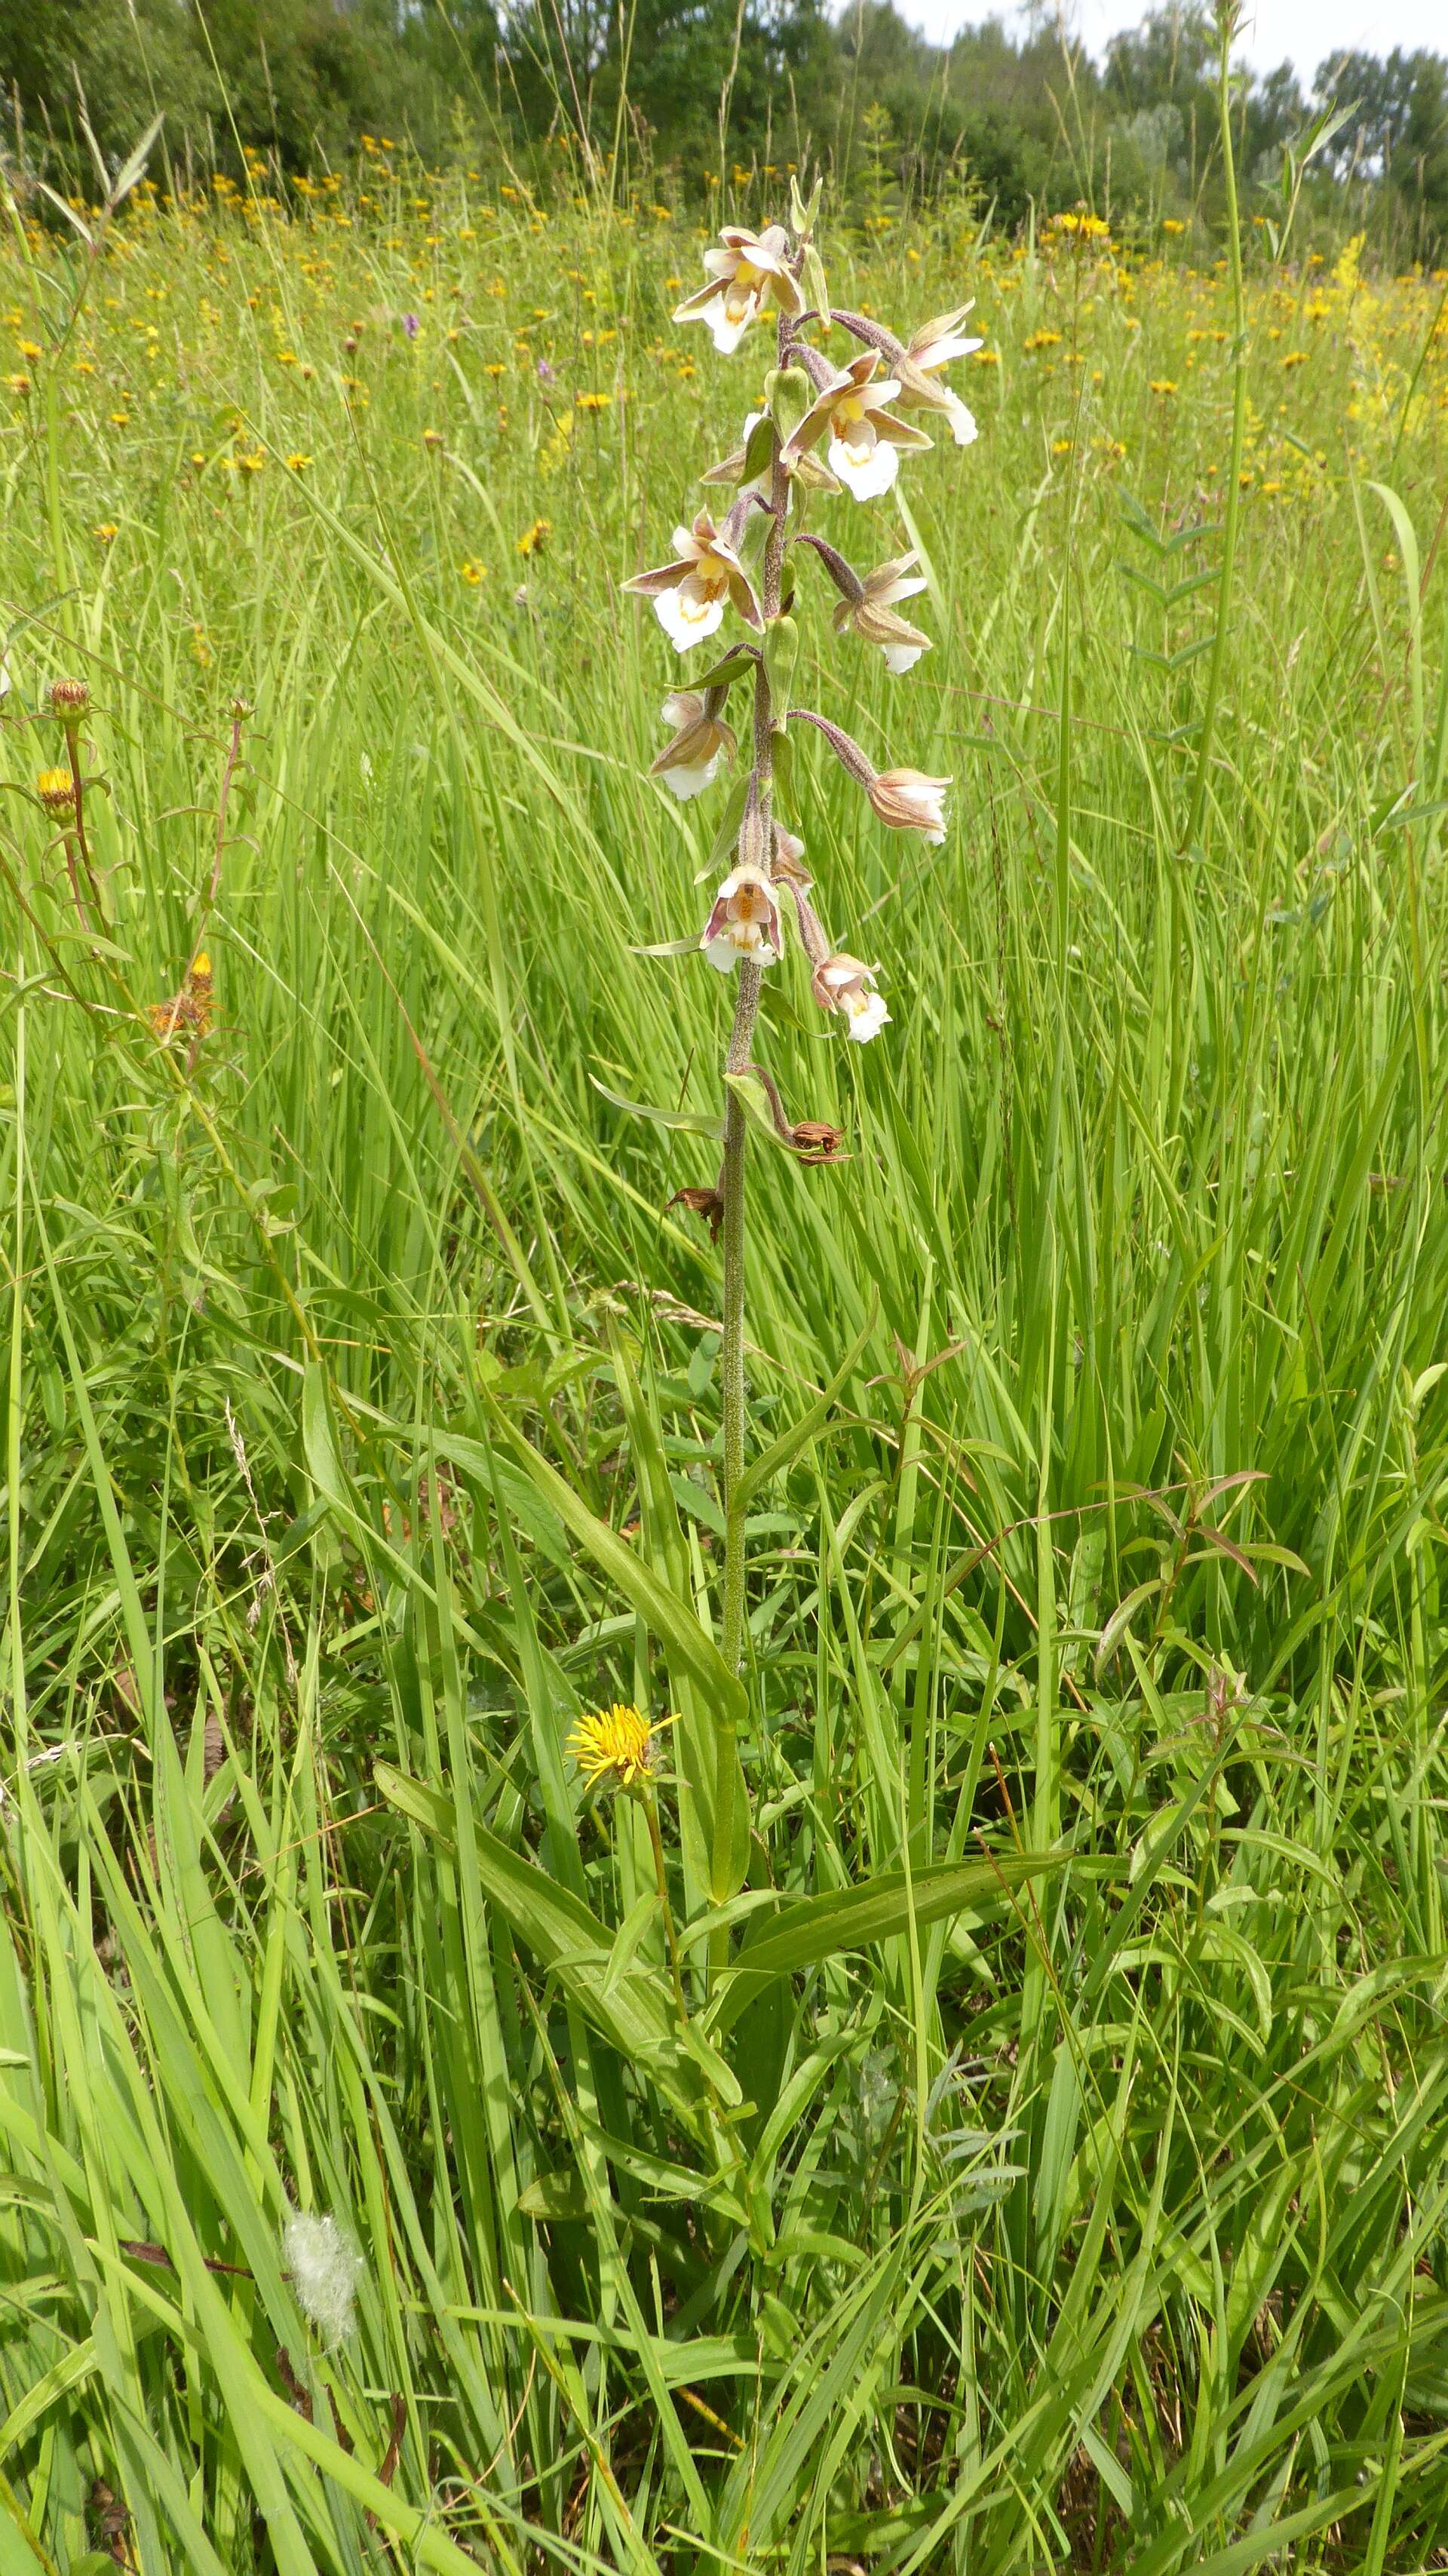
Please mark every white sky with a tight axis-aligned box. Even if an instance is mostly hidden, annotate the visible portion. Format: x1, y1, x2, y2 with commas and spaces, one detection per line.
907, 0, 1445, 76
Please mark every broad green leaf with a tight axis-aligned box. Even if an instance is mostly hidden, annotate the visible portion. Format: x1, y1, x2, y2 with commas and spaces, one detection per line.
707, 1850, 1071, 2033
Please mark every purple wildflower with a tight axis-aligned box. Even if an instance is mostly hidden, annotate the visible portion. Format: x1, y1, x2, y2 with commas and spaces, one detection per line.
536, 357, 557, 385
401, 313, 420, 342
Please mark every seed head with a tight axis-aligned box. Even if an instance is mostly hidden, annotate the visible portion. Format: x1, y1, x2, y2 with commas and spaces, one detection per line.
282, 2210, 364, 2345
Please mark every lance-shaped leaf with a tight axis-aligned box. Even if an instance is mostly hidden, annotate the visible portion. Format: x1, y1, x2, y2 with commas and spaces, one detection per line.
704, 1850, 1073, 2034
590, 1075, 724, 1137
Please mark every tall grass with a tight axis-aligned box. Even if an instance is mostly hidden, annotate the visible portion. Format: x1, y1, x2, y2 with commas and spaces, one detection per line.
2, 148, 1448, 2571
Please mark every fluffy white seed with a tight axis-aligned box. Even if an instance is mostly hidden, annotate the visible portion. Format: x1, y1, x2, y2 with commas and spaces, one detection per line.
283, 2210, 365, 2345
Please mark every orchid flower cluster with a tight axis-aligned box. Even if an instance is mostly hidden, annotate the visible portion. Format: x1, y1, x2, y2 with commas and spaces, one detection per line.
625, 192, 977, 1084
618, 187, 978, 1680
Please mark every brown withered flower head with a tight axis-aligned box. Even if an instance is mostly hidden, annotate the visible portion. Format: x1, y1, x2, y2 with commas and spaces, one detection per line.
668, 1184, 726, 1242
790, 1121, 848, 1164
149, 952, 215, 1043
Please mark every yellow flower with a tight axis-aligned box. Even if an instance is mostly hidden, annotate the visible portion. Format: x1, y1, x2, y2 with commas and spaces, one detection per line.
1161, 218, 1185, 235
459, 557, 488, 584
285, 452, 311, 471
566, 1704, 673, 1793
1149, 379, 1177, 394
35, 768, 75, 815
93, 521, 118, 543
1281, 351, 1308, 369
575, 390, 610, 410
1023, 330, 1061, 352
16, 339, 41, 360
517, 517, 551, 557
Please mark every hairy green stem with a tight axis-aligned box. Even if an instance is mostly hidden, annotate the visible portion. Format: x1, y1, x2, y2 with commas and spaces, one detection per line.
1183, 2, 1247, 856
718, 363, 791, 1682
719, 952, 762, 1679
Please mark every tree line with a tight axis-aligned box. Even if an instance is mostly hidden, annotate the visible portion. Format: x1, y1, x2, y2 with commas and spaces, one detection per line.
2, 0, 1446, 256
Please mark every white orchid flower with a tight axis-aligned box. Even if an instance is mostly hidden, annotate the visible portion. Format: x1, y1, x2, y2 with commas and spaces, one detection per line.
833, 550, 932, 674
781, 351, 931, 503
649, 688, 736, 799
673, 225, 805, 356
700, 863, 783, 971
624, 510, 763, 655
811, 953, 891, 1042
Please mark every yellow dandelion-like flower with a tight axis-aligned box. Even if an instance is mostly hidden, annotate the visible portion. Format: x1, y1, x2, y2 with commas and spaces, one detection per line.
93, 522, 118, 543
459, 557, 488, 584
517, 517, 551, 558
16, 339, 41, 361
575, 390, 611, 411
285, 452, 311, 471
566, 1704, 673, 1793
1149, 379, 1178, 395
35, 768, 76, 815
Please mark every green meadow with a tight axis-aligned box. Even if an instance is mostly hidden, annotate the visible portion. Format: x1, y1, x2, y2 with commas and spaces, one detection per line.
3, 132, 1448, 2573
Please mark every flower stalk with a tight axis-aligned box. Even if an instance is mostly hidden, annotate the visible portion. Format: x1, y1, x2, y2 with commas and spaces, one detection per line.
624, 184, 977, 1730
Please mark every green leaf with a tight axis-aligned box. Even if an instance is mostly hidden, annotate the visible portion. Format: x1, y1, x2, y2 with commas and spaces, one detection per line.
517, 2170, 590, 2222
707, 1850, 1071, 2033
109, 112, 167, 212
765, 364, 811, 447
590, 1075, 723, 1137
724, 1072, 793, 1151
732, 1308, 875, 1517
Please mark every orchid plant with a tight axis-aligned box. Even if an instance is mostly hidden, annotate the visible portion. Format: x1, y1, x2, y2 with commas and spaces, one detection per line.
624, 184, 979, 1681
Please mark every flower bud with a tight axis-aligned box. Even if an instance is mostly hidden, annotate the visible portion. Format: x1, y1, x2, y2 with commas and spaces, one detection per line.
49, 677, 89, 719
